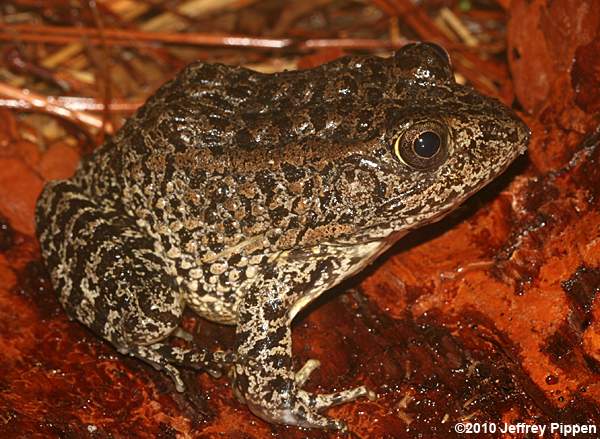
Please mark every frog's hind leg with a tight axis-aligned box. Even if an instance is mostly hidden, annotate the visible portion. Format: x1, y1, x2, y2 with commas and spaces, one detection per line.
36, 181, 231, 391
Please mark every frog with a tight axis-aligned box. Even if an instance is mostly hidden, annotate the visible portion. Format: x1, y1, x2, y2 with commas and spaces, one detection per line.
35, 42, 529, 431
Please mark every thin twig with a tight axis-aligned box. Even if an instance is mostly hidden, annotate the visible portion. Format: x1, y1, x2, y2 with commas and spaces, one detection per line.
0, 96, 142, 112
0, 24, 293, 48
0, 82, 110, 130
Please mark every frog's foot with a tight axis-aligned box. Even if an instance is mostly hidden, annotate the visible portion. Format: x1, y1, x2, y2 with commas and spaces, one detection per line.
246, 396, 348, 432
295, 359, 375, 407
236, 359, 373, 431
245, 385, 373, 431
125, 343, 235, 390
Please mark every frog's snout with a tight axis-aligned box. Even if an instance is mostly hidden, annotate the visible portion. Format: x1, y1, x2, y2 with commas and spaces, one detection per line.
512, 114, 531, 155
501, 107, 530, 155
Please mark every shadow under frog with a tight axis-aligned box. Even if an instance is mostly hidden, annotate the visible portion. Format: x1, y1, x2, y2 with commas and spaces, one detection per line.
35, 42, 529, 431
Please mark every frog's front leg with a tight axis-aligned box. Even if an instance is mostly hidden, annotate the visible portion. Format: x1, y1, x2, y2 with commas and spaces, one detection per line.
232, 266, 372, 431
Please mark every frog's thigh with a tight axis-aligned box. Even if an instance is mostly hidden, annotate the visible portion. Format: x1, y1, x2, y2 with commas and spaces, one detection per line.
37, 181, 228, 389
63, 209, 182, 346
233, 268, 369, 431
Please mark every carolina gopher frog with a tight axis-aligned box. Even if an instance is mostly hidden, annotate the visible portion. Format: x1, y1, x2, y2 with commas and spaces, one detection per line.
36, 43, 529, 430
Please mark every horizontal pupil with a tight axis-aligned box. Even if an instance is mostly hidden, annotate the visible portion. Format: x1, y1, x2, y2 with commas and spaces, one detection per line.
413, 131, 440, 158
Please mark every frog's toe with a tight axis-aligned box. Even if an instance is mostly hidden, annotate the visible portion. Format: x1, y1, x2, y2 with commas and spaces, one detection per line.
299, 386, 375, 412
295, 358, 321, 387
206, 350, 236, 377
163, 363, 186, 392
206, 368, 222, 378
173, 327, 194, 342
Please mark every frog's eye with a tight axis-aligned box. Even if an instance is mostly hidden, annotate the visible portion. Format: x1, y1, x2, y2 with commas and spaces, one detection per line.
393, 121, 449, 170
414, 131, 441, 158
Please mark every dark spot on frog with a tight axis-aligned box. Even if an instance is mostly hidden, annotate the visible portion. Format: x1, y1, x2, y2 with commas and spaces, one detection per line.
309, 106, 327, 131
362, 85, 380, 103
270, 206, 289, 225
241, 111, 259, 127
223, 218, 238, 236
385, 105, 404, 129
196, 63, 219, 82
235, 128, 255, 150
254, 170, 277, 202
239, 214, 257, 232
204, 203, 220, 225
335, 99, 354, 118
356, 109, 375, 135
275, 115, 293, 139
281, 163, 305, 182
208, 242, 224, 254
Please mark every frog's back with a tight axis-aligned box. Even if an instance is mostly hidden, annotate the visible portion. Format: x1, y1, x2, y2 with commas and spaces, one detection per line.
68, 54, 403, 215
112, 55, 397, 160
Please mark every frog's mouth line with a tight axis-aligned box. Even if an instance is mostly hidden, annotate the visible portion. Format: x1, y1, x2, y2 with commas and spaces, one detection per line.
366, 145, 526, 239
